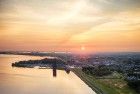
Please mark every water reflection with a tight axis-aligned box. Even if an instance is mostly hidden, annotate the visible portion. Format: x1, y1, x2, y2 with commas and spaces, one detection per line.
51, 60, 71, 77
52, 66, 70, 77
0, 54, 96, 94
53, 68, 57, 77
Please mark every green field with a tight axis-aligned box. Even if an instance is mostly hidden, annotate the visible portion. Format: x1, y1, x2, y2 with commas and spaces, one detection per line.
72, 68, 137, 94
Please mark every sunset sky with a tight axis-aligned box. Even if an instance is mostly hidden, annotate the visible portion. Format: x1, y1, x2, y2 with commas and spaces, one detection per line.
0, 0, 140, 53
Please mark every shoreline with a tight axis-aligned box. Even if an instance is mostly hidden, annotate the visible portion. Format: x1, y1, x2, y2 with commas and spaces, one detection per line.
72, 68, 105, 94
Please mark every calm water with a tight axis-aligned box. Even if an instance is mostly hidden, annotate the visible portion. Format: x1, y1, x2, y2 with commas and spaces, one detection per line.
0, 54, 96, 94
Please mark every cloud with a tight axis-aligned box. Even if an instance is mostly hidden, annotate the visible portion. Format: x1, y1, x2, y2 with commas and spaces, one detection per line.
0, 0, 140, 51
89, 0, 140, 13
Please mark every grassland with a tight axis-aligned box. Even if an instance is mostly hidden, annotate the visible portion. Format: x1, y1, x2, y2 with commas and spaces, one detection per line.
72, 68, 137, 94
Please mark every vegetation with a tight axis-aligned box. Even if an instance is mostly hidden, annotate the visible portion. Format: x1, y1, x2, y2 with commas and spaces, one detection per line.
12, 58, 67, 68
82, 65, 112, 77
125, 73, 140, 93
127, 80, 140, 93
72, 68, 137, 94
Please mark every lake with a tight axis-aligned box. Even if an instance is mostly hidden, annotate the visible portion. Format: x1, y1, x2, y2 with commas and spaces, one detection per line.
0, 54, 96, 94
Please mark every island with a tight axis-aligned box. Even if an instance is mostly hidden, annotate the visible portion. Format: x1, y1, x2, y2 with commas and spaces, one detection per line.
12, 57, 70, 77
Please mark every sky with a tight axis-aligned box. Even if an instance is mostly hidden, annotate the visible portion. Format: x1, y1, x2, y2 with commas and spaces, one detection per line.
0, 0, 140, 53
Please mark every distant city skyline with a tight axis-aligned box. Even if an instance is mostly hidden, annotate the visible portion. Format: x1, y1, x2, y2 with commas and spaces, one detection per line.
0, 0, 140, 53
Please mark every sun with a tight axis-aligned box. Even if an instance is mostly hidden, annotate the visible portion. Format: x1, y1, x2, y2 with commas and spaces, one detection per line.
81, 46, 85, 51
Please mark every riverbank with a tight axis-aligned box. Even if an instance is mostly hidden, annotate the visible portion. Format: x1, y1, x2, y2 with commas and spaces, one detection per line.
72, 68, 137, 94
72, 68, 104, 94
